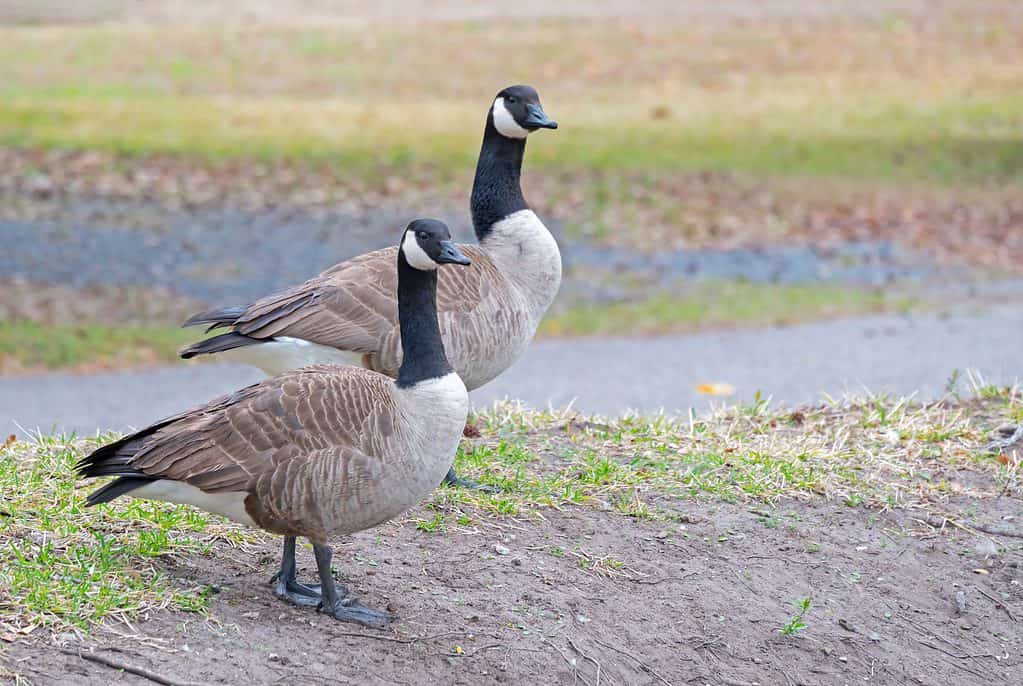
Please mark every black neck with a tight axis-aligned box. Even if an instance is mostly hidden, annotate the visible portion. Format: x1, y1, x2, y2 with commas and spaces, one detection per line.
470, 113, 529, 240
395, 250, 452, 387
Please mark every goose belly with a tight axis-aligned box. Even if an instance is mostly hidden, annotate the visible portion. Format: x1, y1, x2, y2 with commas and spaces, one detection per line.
223, 337, 365, 376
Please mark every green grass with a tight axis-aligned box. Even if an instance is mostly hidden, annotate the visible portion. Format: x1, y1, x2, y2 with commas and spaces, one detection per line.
435, 387, 1019, 523
1, 96, 1020, 183
0, 321, 194, 372
540, 283, 910, 338
0, 15, 1020, 184
780, 596, 812, 637
0, 434, 257, 634
1, 385, 1018, 635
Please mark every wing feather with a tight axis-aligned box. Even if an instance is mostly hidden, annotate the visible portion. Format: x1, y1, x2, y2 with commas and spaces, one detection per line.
95, 366, 396, 497
205, 245, 501, 355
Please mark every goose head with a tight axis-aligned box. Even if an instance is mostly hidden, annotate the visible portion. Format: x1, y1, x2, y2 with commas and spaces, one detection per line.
490, 85, 558, 140
400, 218, 471, 271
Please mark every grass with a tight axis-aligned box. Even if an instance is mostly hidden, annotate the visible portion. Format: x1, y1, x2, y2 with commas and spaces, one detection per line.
435, 387, 1020, 522
1, 96, 1020, 184
0, 433, 257, 636
540, 283, 908, 338
0, 11, 1020, 184
780, 596, 812, 637
0, 321, 194, 374
1, 384, 1019, 636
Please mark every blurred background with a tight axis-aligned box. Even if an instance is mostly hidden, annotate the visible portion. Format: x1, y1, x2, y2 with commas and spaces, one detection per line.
0, 0, 1020, 432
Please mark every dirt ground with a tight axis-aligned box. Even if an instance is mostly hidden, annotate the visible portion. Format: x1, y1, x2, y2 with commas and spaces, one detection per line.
5, 496, 1020, 685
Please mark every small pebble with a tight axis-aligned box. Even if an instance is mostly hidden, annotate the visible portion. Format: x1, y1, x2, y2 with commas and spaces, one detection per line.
494, 544, 510, 555
954, 591, 967, 615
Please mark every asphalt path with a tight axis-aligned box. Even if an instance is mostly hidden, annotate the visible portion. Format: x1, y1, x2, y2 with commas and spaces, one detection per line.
1, 306, 1017, 436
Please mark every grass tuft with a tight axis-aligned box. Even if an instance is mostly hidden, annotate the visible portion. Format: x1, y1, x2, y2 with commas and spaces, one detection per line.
440, 387, 1020, 517
0, 434, 258, 635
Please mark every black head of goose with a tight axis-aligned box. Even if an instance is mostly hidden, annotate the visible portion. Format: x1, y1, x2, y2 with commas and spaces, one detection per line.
78, 219, 470, 628
177, 86, 561, 490
471, 84, 557, 235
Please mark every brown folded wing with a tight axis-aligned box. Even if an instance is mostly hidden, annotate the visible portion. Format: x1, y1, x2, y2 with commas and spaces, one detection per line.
123, 365, 398, 537
227, 245, 498, 353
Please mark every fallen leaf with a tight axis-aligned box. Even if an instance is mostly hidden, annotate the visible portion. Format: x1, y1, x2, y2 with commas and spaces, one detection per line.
996, 452, 1019, 466
650, 105, 672, 120
695, 382, 736, 396
972, 568, 990, 575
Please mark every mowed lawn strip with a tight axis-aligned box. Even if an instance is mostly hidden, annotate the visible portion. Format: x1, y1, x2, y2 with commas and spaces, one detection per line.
0, 11, 1020, 184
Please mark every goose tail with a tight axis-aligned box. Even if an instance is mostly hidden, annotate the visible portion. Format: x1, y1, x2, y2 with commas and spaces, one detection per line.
179, 332, 265, 359
181, 306, 246, 331
77, 424, 170, 505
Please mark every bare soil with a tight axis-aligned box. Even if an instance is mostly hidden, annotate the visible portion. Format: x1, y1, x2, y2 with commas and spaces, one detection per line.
6, 496, 1021, 685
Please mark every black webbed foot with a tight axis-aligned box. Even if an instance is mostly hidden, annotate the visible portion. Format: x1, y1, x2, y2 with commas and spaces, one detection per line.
440, 467, 501, 493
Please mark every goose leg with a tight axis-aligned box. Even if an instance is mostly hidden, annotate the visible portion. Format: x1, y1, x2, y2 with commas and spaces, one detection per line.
313, 543, 393, 628
442, 408, 500, 492
270, 536, 322, 606
441, 467, 500, 493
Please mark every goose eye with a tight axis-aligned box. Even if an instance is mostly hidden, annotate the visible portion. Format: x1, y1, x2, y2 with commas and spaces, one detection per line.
417, 231, 428, 240
506, 96, 517, 104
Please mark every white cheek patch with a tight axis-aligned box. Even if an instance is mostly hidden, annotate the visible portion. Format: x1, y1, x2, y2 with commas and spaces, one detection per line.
401, 232, 438, 270
492, 97, 529, 139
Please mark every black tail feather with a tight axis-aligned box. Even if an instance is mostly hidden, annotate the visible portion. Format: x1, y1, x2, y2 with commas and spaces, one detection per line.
181, 306, 246, 330
77, 420, 179, 505
179, 332, 267, 359
85, 476, 158, 506
76, 416, 176, 479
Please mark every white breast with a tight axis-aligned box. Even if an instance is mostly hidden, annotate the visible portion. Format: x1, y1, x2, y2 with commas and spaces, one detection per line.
393, 371, 469, 490
481, 209, 563, 323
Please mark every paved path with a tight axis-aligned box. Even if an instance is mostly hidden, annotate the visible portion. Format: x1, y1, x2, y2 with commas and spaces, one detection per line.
1, 306, 1019, 436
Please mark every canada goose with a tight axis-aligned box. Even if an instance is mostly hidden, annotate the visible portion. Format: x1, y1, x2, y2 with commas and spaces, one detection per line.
78, 219, 471, 627
179, 85, 561, 490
